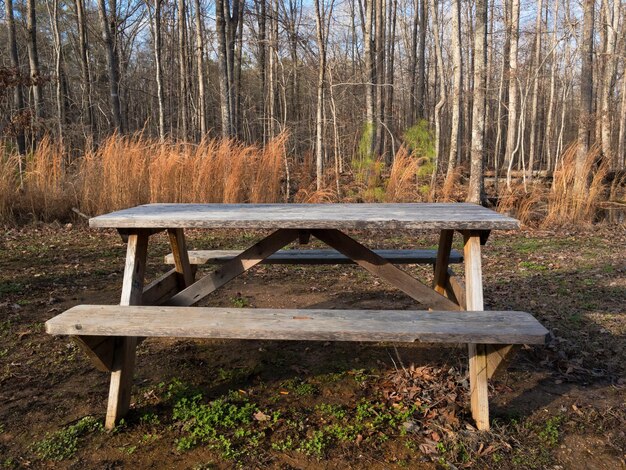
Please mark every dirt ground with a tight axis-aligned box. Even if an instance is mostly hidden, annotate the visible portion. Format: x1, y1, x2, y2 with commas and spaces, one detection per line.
0, 223, 624, 469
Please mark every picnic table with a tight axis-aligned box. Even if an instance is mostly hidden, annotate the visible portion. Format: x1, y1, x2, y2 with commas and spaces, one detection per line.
45, 203, 548, 432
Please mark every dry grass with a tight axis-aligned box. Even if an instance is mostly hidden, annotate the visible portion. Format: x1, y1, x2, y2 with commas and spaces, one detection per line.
0, 135, 615, 226
496, 145, 609, 227
543, 145, 607, 226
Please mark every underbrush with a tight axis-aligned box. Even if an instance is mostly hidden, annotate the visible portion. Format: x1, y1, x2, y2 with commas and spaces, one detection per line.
0, 136, 619, 226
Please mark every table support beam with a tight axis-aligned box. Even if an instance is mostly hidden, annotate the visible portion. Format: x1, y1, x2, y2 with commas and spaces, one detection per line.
105, 230, 148, 430
165, 229, 300, 307
311, 229, 459, 311
168, 228, 195, 288
433, 230, 454, 295
464, 231, 490, 431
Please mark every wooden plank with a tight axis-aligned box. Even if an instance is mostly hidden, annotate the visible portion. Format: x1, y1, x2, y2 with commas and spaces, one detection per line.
311, 229, 460, 311
90, 203, 521, 231
464, 231, 490, 431
120, 231, 149, 306
143, 267, 199, 305
46, 306, 549, 344
73, 336, 115, 372
105, 230, 148, 430
117, 228, 164, 243
433, 230, 454, 295
167, 228, 194, 287
165, 229, 300, 307
486, 344, 519, 379
163, 248, 464, 266
445, 268, 466, 309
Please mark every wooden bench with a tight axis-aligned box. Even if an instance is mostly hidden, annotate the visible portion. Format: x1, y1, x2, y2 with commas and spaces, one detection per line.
46, 305, 548, 427
163, 248, 464, 266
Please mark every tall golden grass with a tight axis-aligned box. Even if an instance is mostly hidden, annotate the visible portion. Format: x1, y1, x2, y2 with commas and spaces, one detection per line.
0, 135, 616, 226
497, 144, 609, 226
0, 133, 288, 222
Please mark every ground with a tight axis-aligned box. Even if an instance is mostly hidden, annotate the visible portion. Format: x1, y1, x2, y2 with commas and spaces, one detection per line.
0, 224, 624, 469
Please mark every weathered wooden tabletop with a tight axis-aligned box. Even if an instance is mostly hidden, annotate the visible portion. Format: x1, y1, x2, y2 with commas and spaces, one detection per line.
89, 203, 519, 230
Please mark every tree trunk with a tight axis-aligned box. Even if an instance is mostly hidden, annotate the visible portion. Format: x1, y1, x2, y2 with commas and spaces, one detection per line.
504, 0, 519, 187
575, 0, 594, 192
178, 0, 188, 139
416, 0, 426, 120
364, 0, 376, 156
544, 0, 559, 172
445, 0, 462, 187
47, 0, 65, 141
429, 0, 445, 177
194, 0, 207, 136
5, 0, 26, 154
617, 65, 626, 169
27, 0, 43, 123
149, 0, 166, 141
75, 0, 95, 137
600, 0, 620, 167
467, 0, 487, 204
314, 0, 328, 190
527, 0, 543, 181
97, 0, 124, 132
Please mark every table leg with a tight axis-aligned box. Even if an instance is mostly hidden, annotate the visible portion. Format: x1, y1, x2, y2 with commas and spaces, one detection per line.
463, 231, 490, 431
168, 228, 195, 288
105, 230, 149, 430
433, 229, 454, 295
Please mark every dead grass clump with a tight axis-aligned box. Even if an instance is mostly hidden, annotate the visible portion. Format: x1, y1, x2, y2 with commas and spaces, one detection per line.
385, 146, 420, 202
20, 136, 74, 221
79, 133, 151, 215
0, 152, 19, 222
76, 133, 288, 215
543, 145, 608, 227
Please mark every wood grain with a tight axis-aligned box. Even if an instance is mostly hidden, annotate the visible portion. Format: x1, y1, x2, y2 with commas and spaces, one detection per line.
105, 230, 147, 430
312, 229, 460, 311
163, 248, 464, 266
433, 230, 454, 294
90, 203, 520, 230
464, 232, 490, 431
46, 305, 549, 345
167, 228, 194, 287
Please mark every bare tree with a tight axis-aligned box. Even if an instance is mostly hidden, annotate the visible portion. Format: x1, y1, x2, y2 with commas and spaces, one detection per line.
527, 0, 543, 180
445, 0, 462, 188
97, 0, 124, 132
429, 0, 445, 175
575, 0, 594, 192
313, 0, 335, 189
74, 0, 95, 136
599, 0, 621, 167
27, 0, 44, 122
5, 0, 26, 154
467, 0, 488, 205
504, 0, 519, 188
194, 0, 207, 136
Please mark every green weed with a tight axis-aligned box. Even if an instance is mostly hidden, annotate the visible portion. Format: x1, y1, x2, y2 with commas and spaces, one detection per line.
172, 392, 259, 458
32, 416, 102, 461
538, 416, 562, 447
230, 296, 249, 308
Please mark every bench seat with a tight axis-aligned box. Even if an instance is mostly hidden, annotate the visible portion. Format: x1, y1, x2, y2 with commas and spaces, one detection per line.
45, 305, 548, 345
163, 248, 463, 265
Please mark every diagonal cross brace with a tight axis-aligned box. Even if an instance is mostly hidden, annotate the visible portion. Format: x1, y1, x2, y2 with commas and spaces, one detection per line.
311, 229, 459, 311
165, 229, 300, 307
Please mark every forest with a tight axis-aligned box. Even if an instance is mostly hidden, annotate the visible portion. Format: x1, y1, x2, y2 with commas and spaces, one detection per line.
0, 0, 625, 222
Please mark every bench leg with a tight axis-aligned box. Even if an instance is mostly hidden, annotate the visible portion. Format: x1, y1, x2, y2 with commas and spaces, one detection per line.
105, 337, 137, 429
468, 343, 490, 430
464, 231, 490, 430
105, 230, 148, 430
